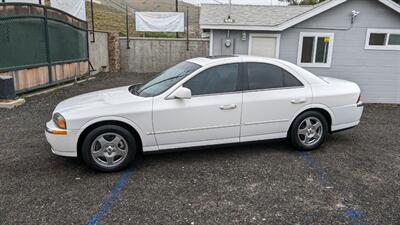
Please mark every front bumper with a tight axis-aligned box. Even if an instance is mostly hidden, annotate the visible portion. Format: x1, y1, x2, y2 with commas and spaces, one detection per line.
45, 121, 78, 157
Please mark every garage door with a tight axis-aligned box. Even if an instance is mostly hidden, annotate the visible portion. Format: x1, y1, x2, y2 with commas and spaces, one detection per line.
249, 34, 280, 58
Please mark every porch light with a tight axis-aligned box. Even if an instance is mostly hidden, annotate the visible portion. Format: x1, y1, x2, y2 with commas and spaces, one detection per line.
351, 10, 360, 24
224, 16, 235, 23
224, 0, 234, 23
241, 31, 247, 41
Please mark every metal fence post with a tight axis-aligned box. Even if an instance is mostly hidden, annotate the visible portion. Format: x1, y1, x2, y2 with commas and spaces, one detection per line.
186, 6, 189, 51
86, 24, 92, 76
175, 0, 178, 38
126, 2, 130, 49
90, 0, 95, 42
43, 7, 53, 83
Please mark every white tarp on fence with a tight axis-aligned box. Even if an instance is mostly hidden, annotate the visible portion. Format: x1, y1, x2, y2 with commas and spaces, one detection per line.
50, 0, 86, 21
5, 0, 41, 3
135, 12, 184, 32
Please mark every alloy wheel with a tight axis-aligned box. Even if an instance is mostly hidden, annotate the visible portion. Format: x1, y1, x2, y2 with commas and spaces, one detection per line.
297, 116, 323, 146
90, 132, 129, 168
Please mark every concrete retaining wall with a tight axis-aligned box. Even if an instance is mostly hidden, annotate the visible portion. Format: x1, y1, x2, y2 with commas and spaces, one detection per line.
120, 38, 209, 73
89, 32, 109, 74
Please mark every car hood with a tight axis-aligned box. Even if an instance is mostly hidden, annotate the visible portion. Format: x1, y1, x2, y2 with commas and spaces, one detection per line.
54, 86, 144, 114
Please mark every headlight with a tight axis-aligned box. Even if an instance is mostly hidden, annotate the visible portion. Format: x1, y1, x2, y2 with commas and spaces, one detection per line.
53, 113, 67, 129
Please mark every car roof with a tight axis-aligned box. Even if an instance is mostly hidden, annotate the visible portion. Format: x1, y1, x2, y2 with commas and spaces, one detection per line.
187, 55, 238, 66
187, 55, 288, 66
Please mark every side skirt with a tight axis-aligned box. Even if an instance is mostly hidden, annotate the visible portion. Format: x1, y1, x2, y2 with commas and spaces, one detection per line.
142, 138, 288, 155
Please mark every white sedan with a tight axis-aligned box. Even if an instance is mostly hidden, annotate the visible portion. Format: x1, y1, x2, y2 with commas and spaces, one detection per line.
46, 56, 363, 172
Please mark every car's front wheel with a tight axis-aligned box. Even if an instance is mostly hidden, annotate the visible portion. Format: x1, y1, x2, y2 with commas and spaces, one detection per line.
81, 125, 137, 172
289, 111, 328, 151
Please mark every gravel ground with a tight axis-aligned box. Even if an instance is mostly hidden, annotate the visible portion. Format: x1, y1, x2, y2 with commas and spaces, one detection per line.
0, 72, 399, 225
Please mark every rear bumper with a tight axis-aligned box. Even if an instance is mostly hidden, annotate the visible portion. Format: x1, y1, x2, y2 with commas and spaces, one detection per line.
45, 121, 78, 157
331, 104, 363, 132
331, 125, 357, 134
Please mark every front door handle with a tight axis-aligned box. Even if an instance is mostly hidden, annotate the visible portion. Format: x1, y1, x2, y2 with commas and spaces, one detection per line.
291, 98, 307, 104
219, 104, 237, 110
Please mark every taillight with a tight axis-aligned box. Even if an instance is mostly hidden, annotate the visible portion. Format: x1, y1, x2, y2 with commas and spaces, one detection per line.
356, 94, 363, 107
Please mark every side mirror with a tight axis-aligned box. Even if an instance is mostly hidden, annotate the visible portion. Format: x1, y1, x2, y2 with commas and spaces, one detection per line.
171, 87, 192, 99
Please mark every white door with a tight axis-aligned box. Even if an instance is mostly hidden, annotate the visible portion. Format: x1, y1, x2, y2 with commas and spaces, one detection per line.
240, 62, 312, 142
152, 63, 243, 150
249, 34, 280, 58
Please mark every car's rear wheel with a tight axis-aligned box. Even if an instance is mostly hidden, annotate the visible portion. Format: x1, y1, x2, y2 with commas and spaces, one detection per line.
81, 125, 136, 172
289, 111, 328, 151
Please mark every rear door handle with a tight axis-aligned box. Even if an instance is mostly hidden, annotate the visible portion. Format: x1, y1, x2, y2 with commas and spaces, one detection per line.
291, 98, 306, 104
219, 104, 237, 110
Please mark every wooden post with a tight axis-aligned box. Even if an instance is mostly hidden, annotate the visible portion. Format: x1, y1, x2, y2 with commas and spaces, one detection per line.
43, 7, 53, 83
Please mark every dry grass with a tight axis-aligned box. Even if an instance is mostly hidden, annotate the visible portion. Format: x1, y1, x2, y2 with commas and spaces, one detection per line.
86, 2, 137, 36
86, 0, 200, 38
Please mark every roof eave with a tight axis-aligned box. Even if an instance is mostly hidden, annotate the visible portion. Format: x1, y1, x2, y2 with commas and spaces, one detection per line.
276, 0, 347, 30
200, 0, 400, 32
200, 24, 282, 31
379, 0, 400, 13
200, 0, 348, 31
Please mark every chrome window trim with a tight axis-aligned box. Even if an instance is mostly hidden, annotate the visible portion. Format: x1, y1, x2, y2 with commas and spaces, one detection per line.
189, 91, 243, 98
166, 86, 305, 100
242, 86, 305, 94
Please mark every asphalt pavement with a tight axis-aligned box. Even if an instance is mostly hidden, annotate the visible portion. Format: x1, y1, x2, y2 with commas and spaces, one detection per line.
0, 72, 399, 225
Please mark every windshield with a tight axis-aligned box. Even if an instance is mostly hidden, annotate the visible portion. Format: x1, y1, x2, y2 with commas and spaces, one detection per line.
131, 61, 201, 97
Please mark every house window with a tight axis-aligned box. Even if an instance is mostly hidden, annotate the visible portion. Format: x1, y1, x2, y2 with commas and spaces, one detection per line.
365, 29, 400, 50
297, 32, 334, 68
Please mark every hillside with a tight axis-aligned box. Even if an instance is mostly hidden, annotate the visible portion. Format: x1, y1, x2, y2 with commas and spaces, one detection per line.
86, 0, 200, 38
86, 2, 138, 37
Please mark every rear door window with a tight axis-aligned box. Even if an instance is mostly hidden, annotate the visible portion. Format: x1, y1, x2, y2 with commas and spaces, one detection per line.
246, 63, 303, 90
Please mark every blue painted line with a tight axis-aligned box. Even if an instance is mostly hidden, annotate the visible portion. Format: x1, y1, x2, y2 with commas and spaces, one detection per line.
298, 151, 366, 225
87, 168, 133, 225
345, 206, 364, 225
298, 151, 333, 187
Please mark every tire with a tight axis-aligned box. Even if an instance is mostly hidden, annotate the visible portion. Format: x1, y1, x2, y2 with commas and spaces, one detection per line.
289, 111, 328, 151
81, 125, 137, 172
